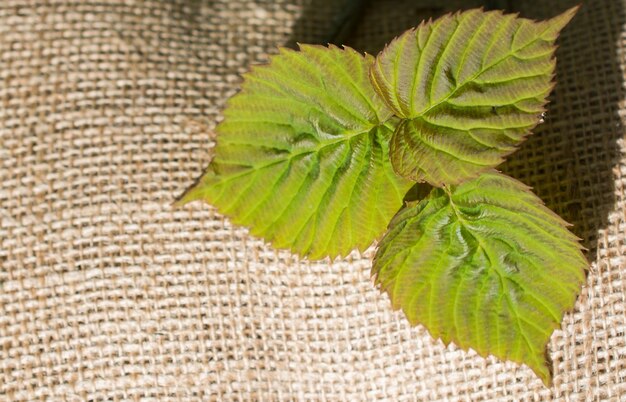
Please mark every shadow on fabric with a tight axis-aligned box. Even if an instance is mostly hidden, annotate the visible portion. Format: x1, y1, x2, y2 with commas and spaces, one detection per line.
284, 0, 371, 49
499, 0, 625, 258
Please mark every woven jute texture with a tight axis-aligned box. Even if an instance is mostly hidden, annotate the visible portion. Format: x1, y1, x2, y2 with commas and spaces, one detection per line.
1, 0, 626, 400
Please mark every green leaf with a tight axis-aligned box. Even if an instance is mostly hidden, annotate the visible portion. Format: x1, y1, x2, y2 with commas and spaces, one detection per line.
372, 171, 587, 385
370, 7, 578, 186
178, 45, 413, 260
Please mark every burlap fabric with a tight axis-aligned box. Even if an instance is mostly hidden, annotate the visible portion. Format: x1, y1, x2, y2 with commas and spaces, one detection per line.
1, 0, 625, 400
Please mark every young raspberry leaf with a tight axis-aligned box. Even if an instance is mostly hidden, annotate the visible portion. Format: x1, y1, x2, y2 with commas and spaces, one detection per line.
370, 7, 579, 186
178, 45, 413, 260
372, 171, 587, 385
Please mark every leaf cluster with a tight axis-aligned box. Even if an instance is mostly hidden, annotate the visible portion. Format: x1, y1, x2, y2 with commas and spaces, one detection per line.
179, 6, 587, 386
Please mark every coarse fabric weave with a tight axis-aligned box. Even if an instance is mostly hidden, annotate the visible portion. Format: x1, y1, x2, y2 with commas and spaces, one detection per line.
1, 0, 625, 400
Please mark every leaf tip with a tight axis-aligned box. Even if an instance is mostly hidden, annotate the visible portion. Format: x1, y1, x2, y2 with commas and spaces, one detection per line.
545, 5, 581, 36
172, 184, 202, 208
173, 169, 213, 208
532, 349, 554, 388
563, 4, 581, 19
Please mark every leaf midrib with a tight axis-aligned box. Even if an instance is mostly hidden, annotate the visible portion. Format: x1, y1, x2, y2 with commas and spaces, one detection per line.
410, 28, 551, 120
212, 124, 386, 185
445, 191, 546, 361
445, 190, 561, 322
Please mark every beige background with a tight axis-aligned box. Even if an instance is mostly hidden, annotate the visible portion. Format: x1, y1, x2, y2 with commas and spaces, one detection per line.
1, 0, 625, 400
